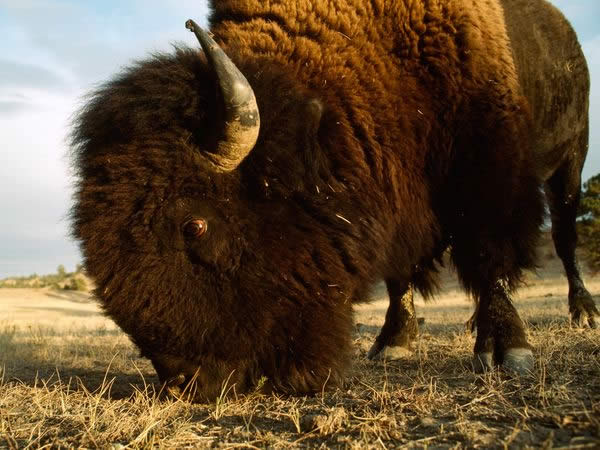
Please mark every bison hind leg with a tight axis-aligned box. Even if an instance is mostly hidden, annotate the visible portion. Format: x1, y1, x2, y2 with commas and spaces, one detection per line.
545, 132, 599, 329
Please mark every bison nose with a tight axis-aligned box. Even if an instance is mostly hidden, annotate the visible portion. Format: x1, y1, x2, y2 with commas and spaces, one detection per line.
150, 354, 198, 396
164, 373, 187, 397
166, 373, 186, 387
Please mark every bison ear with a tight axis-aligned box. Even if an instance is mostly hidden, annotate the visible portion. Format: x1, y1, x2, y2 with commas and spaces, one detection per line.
305, 99, 324, 135
300, 99, 328, 181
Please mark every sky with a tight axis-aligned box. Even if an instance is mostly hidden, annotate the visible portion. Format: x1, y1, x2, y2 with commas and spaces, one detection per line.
0, 0, 598, 278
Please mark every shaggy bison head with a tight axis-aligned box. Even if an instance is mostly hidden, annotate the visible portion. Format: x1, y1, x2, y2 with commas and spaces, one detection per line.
71, 21, 368, 401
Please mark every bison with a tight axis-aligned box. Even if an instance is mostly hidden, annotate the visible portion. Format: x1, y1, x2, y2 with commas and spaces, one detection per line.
368, 0, 598, 364
71, 0, 595, 401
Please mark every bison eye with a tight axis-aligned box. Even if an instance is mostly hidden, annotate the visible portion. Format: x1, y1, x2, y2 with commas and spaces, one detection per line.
183, 219, 207, 238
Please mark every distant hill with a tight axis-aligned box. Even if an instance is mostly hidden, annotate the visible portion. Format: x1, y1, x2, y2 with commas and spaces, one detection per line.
0, 265, 93, 291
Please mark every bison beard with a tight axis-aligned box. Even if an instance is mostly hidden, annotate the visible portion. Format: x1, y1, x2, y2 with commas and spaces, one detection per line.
69, 0, 589, 401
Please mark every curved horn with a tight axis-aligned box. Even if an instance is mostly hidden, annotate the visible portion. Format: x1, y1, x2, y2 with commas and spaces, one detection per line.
186, 19, 260, 172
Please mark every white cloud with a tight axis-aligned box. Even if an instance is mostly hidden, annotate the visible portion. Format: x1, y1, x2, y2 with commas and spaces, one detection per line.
0, 89, 77, 225
1, 0, 208, 89
0, 59, 70, 92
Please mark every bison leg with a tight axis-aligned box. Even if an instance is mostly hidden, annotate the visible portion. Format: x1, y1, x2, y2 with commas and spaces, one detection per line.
367, 280, 418, 360
473, 282, 534, 374
545, 154, 598, 329
446, 92, 545, 374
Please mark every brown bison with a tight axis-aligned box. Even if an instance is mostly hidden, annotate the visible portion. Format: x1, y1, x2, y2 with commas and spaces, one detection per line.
71, 0, 595, 401
368, 0, 598, 365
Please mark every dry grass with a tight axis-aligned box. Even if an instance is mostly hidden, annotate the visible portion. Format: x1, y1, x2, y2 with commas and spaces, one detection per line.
1, 251, 599, 448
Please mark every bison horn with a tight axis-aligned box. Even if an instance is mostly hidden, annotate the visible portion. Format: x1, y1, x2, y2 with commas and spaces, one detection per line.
186, 19, 260, 172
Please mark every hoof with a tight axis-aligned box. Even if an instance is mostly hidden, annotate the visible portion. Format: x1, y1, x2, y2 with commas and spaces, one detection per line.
367, 341, 384, 359
570, 309, 598, 329
569, 287, 599, 329
367, 341, 383, 360
503, 348, 534, 375
368, 343, 412, 361
472, 352, 493, 373
381, 345, 412, 360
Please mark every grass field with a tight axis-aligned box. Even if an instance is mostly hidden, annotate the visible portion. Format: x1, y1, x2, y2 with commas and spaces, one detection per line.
1, 248, 599, 448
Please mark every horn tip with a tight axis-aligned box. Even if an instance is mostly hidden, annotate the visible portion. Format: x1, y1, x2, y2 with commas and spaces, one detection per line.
185, 19, 197, 32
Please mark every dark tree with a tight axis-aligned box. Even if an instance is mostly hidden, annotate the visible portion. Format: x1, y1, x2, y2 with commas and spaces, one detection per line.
578, 174, 600, 272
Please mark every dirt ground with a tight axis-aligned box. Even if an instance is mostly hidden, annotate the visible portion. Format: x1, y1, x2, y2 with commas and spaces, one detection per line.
1, 244, 599, 448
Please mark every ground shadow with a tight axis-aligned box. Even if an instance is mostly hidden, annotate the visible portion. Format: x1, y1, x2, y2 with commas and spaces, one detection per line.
15, 305, 101, 318
524, 315, 570, 329
3, 356, 159, 400
44, 290, 96, 304
1, 329, 158, 400
4, 363, 159, 400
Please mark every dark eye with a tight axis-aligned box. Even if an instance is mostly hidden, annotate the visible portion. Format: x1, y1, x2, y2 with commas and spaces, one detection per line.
183, 219, 208, 238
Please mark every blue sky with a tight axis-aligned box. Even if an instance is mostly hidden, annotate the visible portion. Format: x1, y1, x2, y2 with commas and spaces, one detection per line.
0, 0, 598, 278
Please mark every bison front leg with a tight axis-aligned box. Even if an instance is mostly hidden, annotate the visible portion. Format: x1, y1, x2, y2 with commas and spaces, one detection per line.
367, 280, 418, 360
446, 88, 545, 375
473, 282, 533, 375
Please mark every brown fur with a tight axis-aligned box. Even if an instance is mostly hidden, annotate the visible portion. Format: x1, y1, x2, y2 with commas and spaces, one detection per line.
371, 0, 596, 362
71, 0, 545, 400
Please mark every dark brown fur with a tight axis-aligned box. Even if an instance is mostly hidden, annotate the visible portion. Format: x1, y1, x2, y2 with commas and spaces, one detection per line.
71, 0, 545, 399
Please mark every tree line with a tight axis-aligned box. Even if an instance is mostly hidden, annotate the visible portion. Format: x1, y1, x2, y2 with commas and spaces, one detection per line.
578, 173, 600, 272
